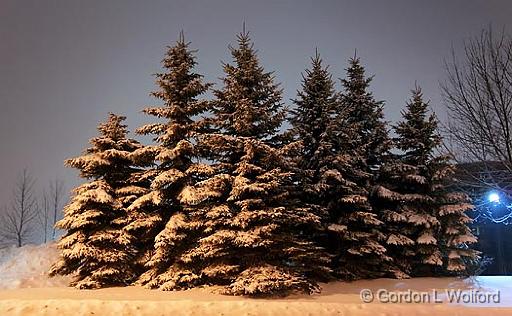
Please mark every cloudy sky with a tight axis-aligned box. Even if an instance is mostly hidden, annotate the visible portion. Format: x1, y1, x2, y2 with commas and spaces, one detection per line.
1, 0, 511, 208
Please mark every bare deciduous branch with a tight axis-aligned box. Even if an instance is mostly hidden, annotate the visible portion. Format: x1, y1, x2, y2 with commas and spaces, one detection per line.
0, 169, 39, 247
442, 27, 512, 223
49, 178, 65, 240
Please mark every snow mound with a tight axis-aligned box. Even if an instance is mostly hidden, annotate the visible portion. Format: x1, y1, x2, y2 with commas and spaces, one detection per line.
1, 277, 512, 315
0, 243, 70, 289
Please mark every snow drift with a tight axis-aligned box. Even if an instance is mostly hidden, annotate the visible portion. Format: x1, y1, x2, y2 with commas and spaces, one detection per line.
0, 277, 511, 316
0, 245, 511, 315
0, 243, 70, 289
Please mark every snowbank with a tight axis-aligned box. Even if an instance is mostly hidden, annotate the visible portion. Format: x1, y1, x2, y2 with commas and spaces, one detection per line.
0, 277, 511, 315
0, 243, 70, 289
0, 245, 511, 315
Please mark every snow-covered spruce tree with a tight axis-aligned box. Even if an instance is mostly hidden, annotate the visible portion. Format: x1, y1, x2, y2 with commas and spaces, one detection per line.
289, 52, 349, 276
50, 113, 143, 289
128, 33, 213, 287
432, 161, 479, 275
372, 88, 441, 278
342, 57, 392, 170
177, 30, 331, 296
289, 52, 339, 206
328, 56, 393, 280
389, 86, 478, 276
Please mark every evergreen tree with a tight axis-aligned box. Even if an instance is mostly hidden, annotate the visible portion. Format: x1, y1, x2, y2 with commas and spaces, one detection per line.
50, 113, 142, 289
175, 30, 331, 296
425, 143, 479, 273
383, 86, 478, 276
128, 33, 213, 287
289, 52, 346, 278
342, 57, 391, 169
290, 52, 339, 204
372, 88, 441, 277
211, 32, 284, 142
329, 57, 392, 279
434, 163, 479, 274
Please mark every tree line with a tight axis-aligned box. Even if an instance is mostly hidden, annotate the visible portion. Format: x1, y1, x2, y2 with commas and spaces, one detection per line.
49, 30, 479, 296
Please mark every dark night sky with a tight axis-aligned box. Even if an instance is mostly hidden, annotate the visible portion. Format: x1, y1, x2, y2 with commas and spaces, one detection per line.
1, 0, 511, 207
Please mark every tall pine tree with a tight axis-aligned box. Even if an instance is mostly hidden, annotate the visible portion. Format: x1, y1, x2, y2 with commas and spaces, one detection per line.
342, 57, 392, 169
434, 162, 479, 274
50, 113, 142, 289
128, 33, 214, 287
329, 56, 392, 279
290, 52, 350, 278
382, 86, 479, 276
177, 30, 331, 296
372, 87, 441, 277
290, 52, 339, 205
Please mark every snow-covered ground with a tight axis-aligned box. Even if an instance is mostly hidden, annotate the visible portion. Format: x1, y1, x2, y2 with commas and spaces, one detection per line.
0, 244, 511, 315
0, 244, 70, 290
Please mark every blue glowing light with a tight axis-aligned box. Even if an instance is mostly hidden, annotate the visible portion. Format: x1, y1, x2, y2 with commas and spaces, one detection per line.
488, 192, 501, 203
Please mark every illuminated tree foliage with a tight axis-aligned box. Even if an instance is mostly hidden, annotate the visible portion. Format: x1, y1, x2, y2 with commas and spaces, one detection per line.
50, 114, 142, 289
